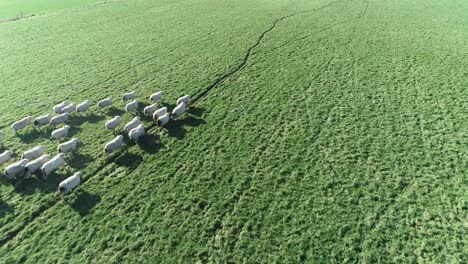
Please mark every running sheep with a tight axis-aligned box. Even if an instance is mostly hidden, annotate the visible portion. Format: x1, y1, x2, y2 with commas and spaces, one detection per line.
157, 113, 170, 127
22, 146, 44, 160
104, 135, 124, 155
176, 95, 190, 105
50, 113, 70, 128
4, 159, 28, 179
123, 117, 141, 133
61, 103, 76, 114
143, 103, 158, 116
122, 91, 136, 102
77, 100, 91, 113
105, 116, 121, 132
24, 154, 50, 178
58, 138, 80, 154
129, 124, 145, 142
34, 114, 52, 127
172, 102, 186, 118
41, 153, 66, 180
97, 97, 112, 109
51, 125, 70, 140
12, 116, 32, 133
53, 101, 68, 114
125, 100, 138, 113
153, 107, 167, 120
149, 91, 163, 102
58, 172, 81, 197
0, 150, 13, 165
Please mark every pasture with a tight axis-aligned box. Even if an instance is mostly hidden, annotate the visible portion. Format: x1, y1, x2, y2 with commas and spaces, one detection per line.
0, 0, 466, 262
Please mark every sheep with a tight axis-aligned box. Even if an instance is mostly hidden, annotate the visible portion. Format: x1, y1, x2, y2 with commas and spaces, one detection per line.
153, 107, 168, 120
41, 153, 66, 180
4, 159, 28, 179
53, 101, 69, 114
58, 138, 80, 154
34, 114, 52, 127
125, 100, 138, 113
58, 172, 81, 197
104, 135, 124, 155
24, 154, 50, 178
50, 113, 70, 128
149, 91, 163, 102
12, 116, 32, 133
176, 95, 190, 105
97, 97, 112, 109
128, 124, 145, 142
143, 103, 158, 116
22, 146, 44, 160
51, 125, 70, 140
123, 117, 141, 133
172, 102, 186, 118
0, 150, 13, 165
77, 100, 91, 113
61, 103, 77, 114
157, 113, 170, 127
105, 116, 121, 132
122, 91, 136, 102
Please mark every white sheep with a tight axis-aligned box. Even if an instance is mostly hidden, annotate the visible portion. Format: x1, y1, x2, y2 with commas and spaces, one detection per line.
58, 172, 81, 197
77, 100, 91, 113
51, 125, 70, 140
12, 116, 33, 133
4, 159, 28, 179
0, 150, 13, 165
61, 103, 77, 114
53, 101, 69, 114
149, 91, 163, 102
125, 100, 139, 113
98, 97, 112, 109
143, 103, 158, 116
122, 91, 136, 102
129, 124, 145, 142
153, 107, 168, 120
58, 138, 80, 154
123, 117, 141, 133
24, 154, 51, 178
50, 113, 70, 127
105, 116, 121, 131
172, 102, 186, 118
176, 95, 190, 105
41, 153, 66, 180
157, 113, 170, 127
104, 135, 124, 155
34, 114, 52, 127
22, 146, 44, 160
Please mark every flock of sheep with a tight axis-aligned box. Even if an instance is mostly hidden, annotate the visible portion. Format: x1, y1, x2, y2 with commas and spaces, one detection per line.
0, 91, 190, 197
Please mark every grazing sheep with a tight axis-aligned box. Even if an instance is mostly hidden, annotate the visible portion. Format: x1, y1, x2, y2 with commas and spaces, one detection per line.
24, 154, 51, 178
172, 102, 186, 118
157, 113, 170, 127
128, 124, 145, 142
58, 172, 81, 197
34, 114, 52, 127
104, 135, 124, 155
12, 116, 33, 133
153, 107, 168, 120
51, 125, 70, 140
50, 113, 70, 127
149, 91, 163, 102
0, 150, 13, 165
176, 95, 190, 105
105, 116, 121, 131
122, 91, 136, 102
77, 100, 91, 113
41, 153, 66, 180
58, 138, 80, 154
123, 117, 141, 133
125, 100, 138, 113
4, 159, 28, 179
97, 97, 112, 109
143, 103, 158, 116
22, 146, 44, 160
53, 101, 69, 114
61, 103, 77, 114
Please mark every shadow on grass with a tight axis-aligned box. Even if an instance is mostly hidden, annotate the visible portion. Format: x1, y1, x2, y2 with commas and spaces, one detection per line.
105, 106, 125, 117
16, 128, 50, 144
67, 152, 94, 169
165, 115, 207, 140
69, 113, 105, 126
0, 199, 13, 219
69, 190, 101, 216
12, 171, 68, 196
114, 152, 143, 170
137, 133, 165, 154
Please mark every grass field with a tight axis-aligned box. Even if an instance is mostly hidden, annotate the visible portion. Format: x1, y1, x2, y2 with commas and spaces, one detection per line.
0, 0, 467, 262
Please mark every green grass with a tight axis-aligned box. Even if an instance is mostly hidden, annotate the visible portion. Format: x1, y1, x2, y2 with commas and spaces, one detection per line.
0, 0, 100, 20
0, 0, 467, 262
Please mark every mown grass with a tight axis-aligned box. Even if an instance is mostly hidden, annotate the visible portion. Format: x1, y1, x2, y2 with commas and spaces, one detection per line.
0, 0, 467, 262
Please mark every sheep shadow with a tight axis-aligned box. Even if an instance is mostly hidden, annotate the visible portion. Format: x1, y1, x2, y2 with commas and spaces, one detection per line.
0, 199, 13, 219
67, 152, 94, 169
113, 152, 143, 170
16, 128, 50, 144
12, 172, 66, 195
189, 106, 206, 117
165, 115, 207, 140
67, 125, 83, 138
69, 113, 105, 126
136, 133, 165, 154
105, 106, 125, 117
68, 190, 101, 216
